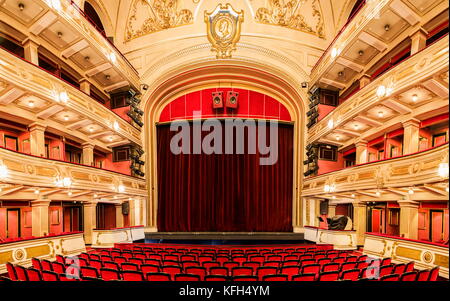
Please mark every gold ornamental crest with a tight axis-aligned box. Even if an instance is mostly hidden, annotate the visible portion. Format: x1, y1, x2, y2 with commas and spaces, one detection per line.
205, 3, 244, 59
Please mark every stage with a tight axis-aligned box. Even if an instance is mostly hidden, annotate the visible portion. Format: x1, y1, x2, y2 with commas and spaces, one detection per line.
145, 232, 306, 245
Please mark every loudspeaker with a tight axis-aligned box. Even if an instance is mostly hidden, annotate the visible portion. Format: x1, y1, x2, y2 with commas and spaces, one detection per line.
212, 92, 223, 109
226, 91, 239, 109
122, 202, 129, 215
320, 200, 329, 215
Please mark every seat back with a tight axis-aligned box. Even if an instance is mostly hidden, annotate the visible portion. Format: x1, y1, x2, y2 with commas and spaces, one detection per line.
262, 274, 288, 281
122, 271, 145, 281
428, 267, 439, 281
322, 263, 340, 272
103, 261, 120, 270
223, 262, 239, 269
231, 267, 253, 276
341, 269, 360, 281
301, 264, 320, 275
318, 271, 339, 281
203, 261, 220, 269
121, 262, 139, 271
292, 273, 316, 281
26, 268, 42, 281
381, 258, 392, 266
380, 274, 399, 281
174, 273, 201, 281
15, 265, 29, 281
6, 263, 17, 281
52, 262, 65, 274
41, 259, 53, 271
81, 266, 99, 278
400, 271, 417, 281
141, 264, 160, 274
405, 261, 415, 272
340, 262, 356, 272
205, 275, 227, 281
185, 267, 207, 280
31, 258, 42, 271
232, 275, 258, 281
417, 269, 431, 281
100, 268, 121, 281
146, 272, 171, 281
380, 264, 394, 277
393, 264, 406, 275
42, 271, 59, 281
209, 267, 229, 276
257, 267, 278, 280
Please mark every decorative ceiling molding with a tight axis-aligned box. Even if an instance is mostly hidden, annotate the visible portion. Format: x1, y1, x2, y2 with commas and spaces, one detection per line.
125, 0, 194, 42
254, 0, 325, 39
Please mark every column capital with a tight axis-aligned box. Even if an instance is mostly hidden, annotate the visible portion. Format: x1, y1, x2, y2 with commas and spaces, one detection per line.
29, 122, 47, 132
397, 200, 420, 208
410, 27, 428, 39
81, 142, 95, 149
352, 201, 367, 208
83, 201, 98, 207
402, 118, 421, 128
21, 38, 41, 47
31, 199, 51, 207
355, 140, 368, 147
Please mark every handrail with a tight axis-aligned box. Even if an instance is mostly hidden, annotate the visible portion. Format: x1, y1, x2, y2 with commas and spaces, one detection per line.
305, 142, 449, 180
0, 231, 83, 245
0, 145, 142, 180
0, 45, 133, 125
365, 232, 449, 249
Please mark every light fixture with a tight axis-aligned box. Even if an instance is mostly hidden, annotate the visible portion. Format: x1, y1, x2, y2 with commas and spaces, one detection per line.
109, 52, 116, 63
376, 85, 386, 98
84, 56, 90, 62
446, 185, 449, 193
59, 91, 69, 103
384, 24, 390, 31
118, 184, 125, 193
89, 127, 94, 133
0, 165, 8, 178
34, 188, 40, 195
68, 191, 73, 196
62, 177, 72, 188
358, 50, 364, 56
331, 47, 341, 59
338, 71, 344, 77
438, 163, 449, 178
105, 75, 111, 81
57, 32, 63, 39
324, 184, 330, 193
408, 187, 414, 195
63, 115, 69, 121
351, 193, 355, 198
376, 190, 381, 197
108, 136, 114, 142
93, 193, 98, 198
128, 197, 133, 201
377, 111, 384, 118
327, 119, 334, 129
332, 196, 336, 199
28, 100, 35, 108
113, 121, 120, 131
353, 124, 359, 130
336, 136, 341, 141
412, 94, 418, 102
49, 0, 62, 11
18, 3, 25, 11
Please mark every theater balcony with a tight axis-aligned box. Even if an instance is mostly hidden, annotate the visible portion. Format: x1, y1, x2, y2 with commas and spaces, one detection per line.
0, 42, 142, 149
309, 0, 448, 92
0, 0, 140, 92
303, 34, 448, 177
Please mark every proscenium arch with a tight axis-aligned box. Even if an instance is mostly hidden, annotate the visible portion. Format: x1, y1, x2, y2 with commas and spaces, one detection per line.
141, 62, 308, 233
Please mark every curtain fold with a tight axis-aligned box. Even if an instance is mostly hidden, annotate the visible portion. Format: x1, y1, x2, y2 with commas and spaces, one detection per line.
157, 121, 293, 232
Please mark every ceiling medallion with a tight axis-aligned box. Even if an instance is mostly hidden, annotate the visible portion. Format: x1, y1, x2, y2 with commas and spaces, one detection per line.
255, 0, 325, 39
205, 3, 244, 59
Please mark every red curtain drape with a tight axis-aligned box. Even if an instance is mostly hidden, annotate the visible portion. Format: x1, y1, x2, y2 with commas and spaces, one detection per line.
157, 121, 293, 232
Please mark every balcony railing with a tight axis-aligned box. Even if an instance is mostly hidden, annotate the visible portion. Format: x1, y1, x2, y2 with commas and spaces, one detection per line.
0, 146, 146, 196
302, 143, 449, 196
307, 36, 449, 145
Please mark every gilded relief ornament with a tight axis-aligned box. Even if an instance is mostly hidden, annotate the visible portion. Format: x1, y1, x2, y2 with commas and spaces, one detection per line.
255, 0, 324, 39
125, 0, 193, 42
205, 4, 244, 59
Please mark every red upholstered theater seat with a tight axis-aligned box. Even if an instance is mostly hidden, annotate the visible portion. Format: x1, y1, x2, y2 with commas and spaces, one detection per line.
103, 261, 120, 270
263, 261, 280, 268
393, 264, 406, 275
42, 271, 59, 281
60, 274, 79, 281
282, 260, 299, 267
379, 265, 394, 278
280, 266, 300, 280
428, 267, 440, 281
243, 262, 260, 270
122, 271, 145, 281
174, 274, 201, 281
89, 259, 102, 270
400, 271, 418, 281
41, 259, 53, 271
185, 267, 207, 280
146, 272, 171, 281
145, 259, 160, 266
161, 266, 182, 280
100, 268, 121, 281
141, 264, 160, 274
6, 263, 17, 281
32, 258, 42, 271
322, 263, 340, 272
182, 261, 199, 269
52, 262, 65, 274
340, 269, 360, 281
231, 267, 253, 276
417, 269, 431, 281
205, 275, 228, 281
203, 261, 220, 269
121, 262, 139, 271
292, 274, 316, 281
232, 275, 258, 281
318, 271, 340, 281
262, 274, 289, 281
81, 267, 100, 278
405, 261, 415, 272
163, 260, 179, 266
129, 258, 144, 267
15, 265, 29, 281
257, 267, 278, 280
301, 264, 320, 276
223, 262, 239, 269
380, 274, 400, 281
210, 267, 229, 276
340, 262, 356, 273
181, 255, 196, 262
381, 258, 392, 266
26, 268, 42, 281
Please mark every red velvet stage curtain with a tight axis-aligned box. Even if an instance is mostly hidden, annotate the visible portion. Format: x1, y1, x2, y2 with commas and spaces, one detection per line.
157, 121, 293, 232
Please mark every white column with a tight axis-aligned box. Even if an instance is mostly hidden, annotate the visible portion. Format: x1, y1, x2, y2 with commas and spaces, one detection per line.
31, 200, 50, 237
29, 122, 46, 157
22, 39, 40, 65
402, 119, 420, 155
355, 140, 368, 164
398, 200, 419, 240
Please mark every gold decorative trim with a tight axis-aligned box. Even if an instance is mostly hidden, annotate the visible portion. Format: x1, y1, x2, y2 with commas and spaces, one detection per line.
434, 254, 449, 268
255, 0, 325, 39
125, 0, 194, 42
395, 246, 422, 261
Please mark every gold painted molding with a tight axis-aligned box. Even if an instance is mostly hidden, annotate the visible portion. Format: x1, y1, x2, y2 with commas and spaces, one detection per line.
125, 0, 194, 42
255, 0, 324, 39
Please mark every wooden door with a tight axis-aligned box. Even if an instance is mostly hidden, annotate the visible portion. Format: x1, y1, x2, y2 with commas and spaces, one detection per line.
6, 209, 20, 238
371, 209, 383, 233
430, 210, 444, 242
